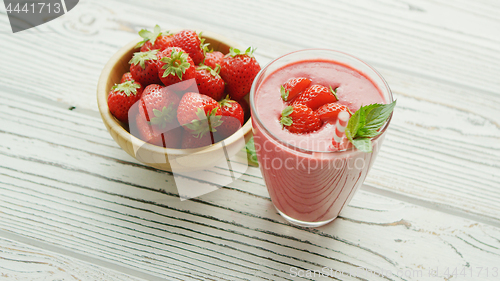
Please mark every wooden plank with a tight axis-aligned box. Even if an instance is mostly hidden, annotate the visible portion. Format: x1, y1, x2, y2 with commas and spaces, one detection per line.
0, 237, 146, 281
0, 89, 499, 280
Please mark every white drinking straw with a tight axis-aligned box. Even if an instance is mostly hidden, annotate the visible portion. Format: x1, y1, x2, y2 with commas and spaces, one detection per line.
332, 111, 350, 147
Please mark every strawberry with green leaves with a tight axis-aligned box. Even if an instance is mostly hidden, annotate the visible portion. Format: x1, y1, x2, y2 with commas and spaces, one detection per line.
156, 47, 196, 87
220, 47, 261, 101
217, 96, 244, 138
195, 65, 225, 101
177, 92, 223, 139
203, 51, 224, 69
292, 85, 339, 110
107, 80, 143, 124
137, 25, 174, 52
131, 84, 182, 148
170, 30, 208, 65
280, 104, 322, 134
129, 50, 161, 86
315, 103, 352, 123
281, 77, 311, 102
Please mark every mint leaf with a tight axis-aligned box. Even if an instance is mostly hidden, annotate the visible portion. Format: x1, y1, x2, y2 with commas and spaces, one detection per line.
364, 101, 396, 130
345, 100, 396, 153
345, 106, 365, 142
351, 138, 372, 153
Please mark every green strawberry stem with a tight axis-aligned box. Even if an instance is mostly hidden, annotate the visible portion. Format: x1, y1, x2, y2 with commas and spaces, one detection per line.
148, 104, 176, 129
228, 47, 256, 58
129, 50, 159, 69
161, 49, 191, 80
111, 81, 140, 96
280, 106, 293, 128
280, 86, 290, 101
136, 24, 171, 48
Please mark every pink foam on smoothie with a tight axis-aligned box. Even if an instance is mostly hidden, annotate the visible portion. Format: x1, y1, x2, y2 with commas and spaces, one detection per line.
255, 59, 385, 151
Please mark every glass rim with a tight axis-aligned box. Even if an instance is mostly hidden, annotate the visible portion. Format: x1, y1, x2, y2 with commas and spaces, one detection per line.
249, 48, 394, 154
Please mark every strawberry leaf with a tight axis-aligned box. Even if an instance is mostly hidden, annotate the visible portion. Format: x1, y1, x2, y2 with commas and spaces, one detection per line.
136, 24, 163, 48
161, 49, 191, 80
228, 47, 256, 58
280, 106, 294, 128
219, 95, 235, 108
149, 104, 176, 129
280, 86, 289, 101
129, 50, 158, 69
111, 81, 140, 97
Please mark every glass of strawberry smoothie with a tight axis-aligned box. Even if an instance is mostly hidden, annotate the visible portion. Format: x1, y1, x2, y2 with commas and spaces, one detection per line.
250, 49, 393, 227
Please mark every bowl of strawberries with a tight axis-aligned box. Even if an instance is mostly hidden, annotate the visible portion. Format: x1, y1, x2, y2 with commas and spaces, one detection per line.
97, 26, 260, 172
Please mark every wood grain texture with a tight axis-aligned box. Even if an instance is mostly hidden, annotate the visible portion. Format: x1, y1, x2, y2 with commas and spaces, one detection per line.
0, 0, 499, 280
0, 90, 499, 280
0, 237, 146, 281
0, 0, 498, 220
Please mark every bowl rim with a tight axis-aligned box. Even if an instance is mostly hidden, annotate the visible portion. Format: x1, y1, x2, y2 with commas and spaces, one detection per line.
96, 31, 253, 156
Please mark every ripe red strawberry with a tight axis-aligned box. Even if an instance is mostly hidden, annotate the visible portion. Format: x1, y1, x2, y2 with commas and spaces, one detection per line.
170, 30, 207, 65
217, 96, 244, 138
280, 104, 322, 134
281, 77, 311, 102
220, 47, 261, 101
315, 103, 352, 123
107, 80, 143, 124
195, 65, 225, 101
203, 51, 224, 69
156, 47, 196, 87
177, 92, 222, 138
120, 72, 134, 83
130, 84, 182, 148
139, 84, 180, 122
129, 50, 161, 86
133, 112, 182, 148
292, 85, 339, 110
238, 98, 250, 121
181, 130, 217, 149
137, 25, 174, 52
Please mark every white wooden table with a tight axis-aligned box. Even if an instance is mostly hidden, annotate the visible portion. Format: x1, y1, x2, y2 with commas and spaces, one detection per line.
1, 0, 499, 280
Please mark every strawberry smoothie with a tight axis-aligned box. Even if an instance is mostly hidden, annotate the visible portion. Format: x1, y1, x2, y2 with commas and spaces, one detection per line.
250, 49, 393, 227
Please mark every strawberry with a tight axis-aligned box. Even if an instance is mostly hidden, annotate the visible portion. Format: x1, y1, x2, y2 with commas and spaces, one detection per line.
203, 51, 224, 69
181, 130, 217, 149
238, 98, 250, 121
177, 92, 223, 138
217, 96, 244, 138
220, 47, 261, 101
129, 50, 161, 86
132, 111, 182, 148
280, 104, 322, 134
170, 30, 208, 65
120, 72, 134, 83
137, 25, 174, 52
139, 84, 180, 122
292, 85, 339, 110
195, 65, 225, 101
281, 77, 311, 102
130, 84, 182, 148
315, 103, 352, 123
107, 80, 143, 124
156, 47, 196, 87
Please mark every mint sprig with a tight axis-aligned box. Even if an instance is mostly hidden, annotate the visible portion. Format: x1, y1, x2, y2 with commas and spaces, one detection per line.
345, 100, 396, 153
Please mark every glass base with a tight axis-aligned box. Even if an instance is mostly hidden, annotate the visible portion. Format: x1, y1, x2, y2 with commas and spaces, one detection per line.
276, 208, 336, 228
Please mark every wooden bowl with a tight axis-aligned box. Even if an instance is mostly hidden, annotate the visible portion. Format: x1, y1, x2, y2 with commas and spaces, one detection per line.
96, 31, 252, 172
